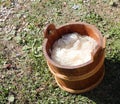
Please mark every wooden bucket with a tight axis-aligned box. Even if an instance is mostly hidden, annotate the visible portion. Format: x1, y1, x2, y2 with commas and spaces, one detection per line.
43, 22, 106, 94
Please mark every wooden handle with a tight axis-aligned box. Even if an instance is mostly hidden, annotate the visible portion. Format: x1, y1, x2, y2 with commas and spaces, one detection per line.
44, 24, 56, 38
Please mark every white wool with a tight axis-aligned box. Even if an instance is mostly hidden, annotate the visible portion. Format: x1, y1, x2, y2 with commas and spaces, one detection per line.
51, 33, 98, 66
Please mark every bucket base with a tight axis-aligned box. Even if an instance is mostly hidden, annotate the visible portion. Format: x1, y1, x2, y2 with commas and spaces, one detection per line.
55, 68, 105, 94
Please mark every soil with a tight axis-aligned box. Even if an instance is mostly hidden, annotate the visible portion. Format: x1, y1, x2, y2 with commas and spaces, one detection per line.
89, 0, 120, 23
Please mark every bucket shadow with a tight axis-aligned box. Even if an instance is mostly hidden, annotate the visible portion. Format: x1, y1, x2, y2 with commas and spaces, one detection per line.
82, 58, 120, 104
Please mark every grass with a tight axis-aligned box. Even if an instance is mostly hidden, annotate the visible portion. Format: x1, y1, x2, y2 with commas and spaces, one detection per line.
0, 0, 120, 104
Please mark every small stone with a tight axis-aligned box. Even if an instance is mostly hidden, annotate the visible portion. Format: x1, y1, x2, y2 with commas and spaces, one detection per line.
8, 95, 15, 103
1, 75, 5, 79
63, 2, 67, 7
72, 4, 80, 10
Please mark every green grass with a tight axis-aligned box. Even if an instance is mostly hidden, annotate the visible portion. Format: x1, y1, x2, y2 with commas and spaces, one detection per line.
0, 0, 120, 104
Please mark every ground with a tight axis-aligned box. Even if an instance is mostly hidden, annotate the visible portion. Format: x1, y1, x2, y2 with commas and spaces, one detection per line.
0, 0, 120, 104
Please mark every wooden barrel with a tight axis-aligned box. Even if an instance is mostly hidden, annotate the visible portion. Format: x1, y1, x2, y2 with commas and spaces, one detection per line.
43, 22, 106, 93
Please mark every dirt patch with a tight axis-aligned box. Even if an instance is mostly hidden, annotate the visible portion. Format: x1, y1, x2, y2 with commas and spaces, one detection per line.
89, 0, 120, 23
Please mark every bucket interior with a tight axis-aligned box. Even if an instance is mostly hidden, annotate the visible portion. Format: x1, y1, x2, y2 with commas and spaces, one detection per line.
45, 23, 102, 58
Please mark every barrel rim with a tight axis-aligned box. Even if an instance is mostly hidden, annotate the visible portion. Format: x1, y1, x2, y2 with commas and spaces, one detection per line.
43, 22, 105, 69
